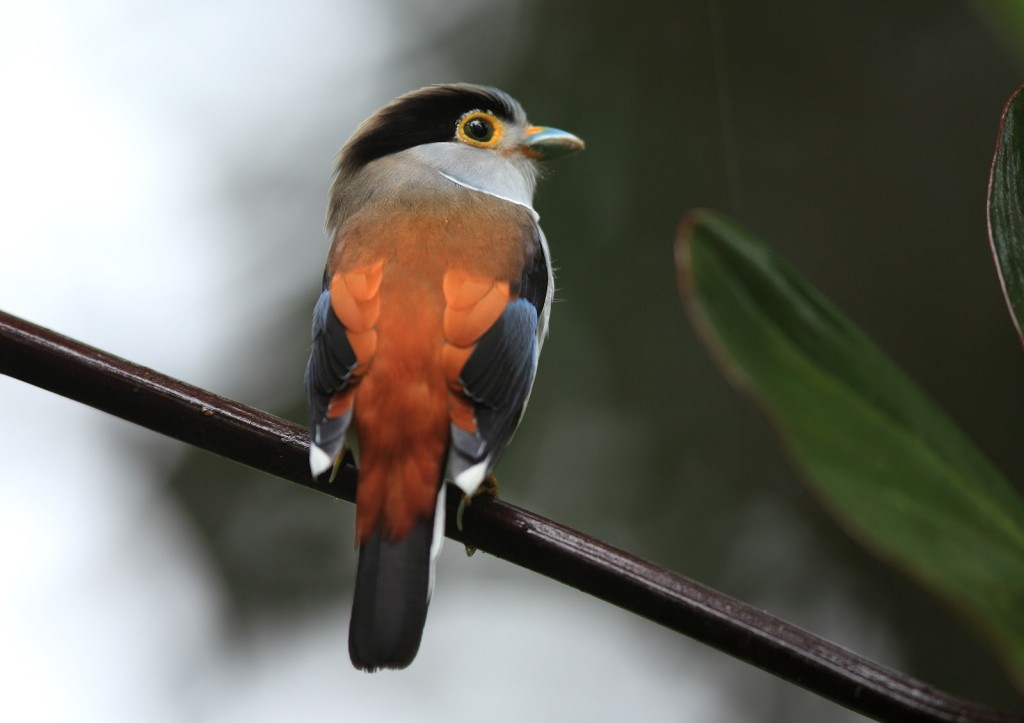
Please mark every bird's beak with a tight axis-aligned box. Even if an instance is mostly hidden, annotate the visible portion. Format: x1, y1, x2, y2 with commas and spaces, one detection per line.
521, 125, 585, 161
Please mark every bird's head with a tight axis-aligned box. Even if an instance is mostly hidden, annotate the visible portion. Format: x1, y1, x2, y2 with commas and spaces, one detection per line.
328, 84, 583, 227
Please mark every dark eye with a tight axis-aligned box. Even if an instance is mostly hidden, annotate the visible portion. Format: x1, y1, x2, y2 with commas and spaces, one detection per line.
464, 117, 493, 142
457, 112, 502, 147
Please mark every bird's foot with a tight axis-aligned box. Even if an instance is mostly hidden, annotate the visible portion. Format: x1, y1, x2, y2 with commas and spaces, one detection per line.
457, 473, 500, 556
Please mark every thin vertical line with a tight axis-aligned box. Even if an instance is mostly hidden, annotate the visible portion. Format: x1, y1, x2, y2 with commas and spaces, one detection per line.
707, 0, 743, 214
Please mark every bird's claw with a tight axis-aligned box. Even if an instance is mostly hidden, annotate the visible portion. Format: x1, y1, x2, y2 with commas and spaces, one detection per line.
456, 473, 500, 556
328, 456, 343, 483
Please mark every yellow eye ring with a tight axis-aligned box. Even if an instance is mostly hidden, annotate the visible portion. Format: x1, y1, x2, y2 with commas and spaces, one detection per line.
457, 111, 503, 148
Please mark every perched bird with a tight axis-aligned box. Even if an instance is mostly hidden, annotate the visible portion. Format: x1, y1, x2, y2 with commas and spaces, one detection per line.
304, 83, 583, 671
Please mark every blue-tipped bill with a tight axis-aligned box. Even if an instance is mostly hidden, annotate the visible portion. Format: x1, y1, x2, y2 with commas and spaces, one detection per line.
521, 125, 585, 161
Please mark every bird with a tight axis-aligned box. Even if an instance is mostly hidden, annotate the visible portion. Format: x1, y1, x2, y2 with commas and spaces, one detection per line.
303, 83, 583, 672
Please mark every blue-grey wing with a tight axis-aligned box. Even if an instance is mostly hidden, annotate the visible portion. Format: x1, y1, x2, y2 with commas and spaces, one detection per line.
304, 287, 357, 476
447, 298, 539, 493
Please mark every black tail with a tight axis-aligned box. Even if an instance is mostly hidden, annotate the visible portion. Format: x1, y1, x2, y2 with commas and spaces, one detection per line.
348, 516, 433, 671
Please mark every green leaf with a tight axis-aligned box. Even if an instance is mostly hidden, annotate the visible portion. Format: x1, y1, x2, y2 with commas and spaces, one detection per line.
988, 82, 1024, 347
676, 210, 1024, 688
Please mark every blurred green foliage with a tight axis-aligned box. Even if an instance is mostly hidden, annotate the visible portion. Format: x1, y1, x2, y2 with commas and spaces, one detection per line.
681, 209, 1024, 687
989, 84, 1024, 345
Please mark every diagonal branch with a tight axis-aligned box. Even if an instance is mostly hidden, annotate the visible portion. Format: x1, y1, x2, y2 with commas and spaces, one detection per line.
0, 308, 1020, 723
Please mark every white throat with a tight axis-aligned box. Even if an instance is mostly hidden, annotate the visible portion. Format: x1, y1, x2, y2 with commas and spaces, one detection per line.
409, 142, 539, 220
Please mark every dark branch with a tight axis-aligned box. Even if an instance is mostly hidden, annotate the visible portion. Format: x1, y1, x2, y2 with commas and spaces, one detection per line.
1, 309, 1020, 723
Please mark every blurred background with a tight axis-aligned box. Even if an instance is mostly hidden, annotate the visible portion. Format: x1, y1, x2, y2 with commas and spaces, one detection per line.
2, 0, 1024, 720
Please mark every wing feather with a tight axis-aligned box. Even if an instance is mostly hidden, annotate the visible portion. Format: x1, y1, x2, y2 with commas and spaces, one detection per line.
304, 287, 357, 476
447, 299, 539, 493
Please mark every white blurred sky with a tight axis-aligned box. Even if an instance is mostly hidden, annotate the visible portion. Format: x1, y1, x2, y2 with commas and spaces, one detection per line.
0, 2, 880, 720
